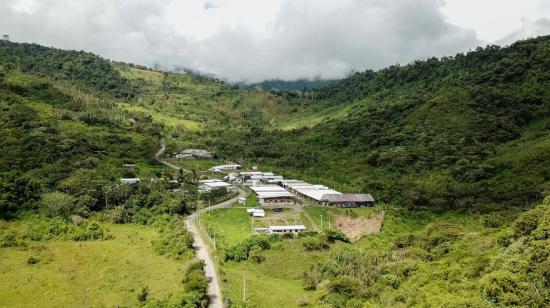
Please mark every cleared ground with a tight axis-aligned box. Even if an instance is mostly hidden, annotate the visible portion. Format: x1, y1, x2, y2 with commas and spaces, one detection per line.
0, 224, 186, 308
220, 238, 322, 307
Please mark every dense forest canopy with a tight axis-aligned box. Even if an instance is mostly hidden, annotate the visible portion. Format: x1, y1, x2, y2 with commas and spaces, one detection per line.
0, 33, 549, 308
203, 36, 550, 209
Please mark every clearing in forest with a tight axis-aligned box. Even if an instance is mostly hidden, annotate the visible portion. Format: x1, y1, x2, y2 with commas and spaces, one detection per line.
332, 210, 385, 241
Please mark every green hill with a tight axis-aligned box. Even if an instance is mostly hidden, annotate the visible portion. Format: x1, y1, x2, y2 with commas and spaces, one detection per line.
1, 36, 549, 307
207, 36, 550, 209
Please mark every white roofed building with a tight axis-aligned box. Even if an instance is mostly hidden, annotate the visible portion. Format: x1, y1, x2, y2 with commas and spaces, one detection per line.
268, 225, 306, 234
250, 185, 296, 205
210, 164, 241, 173
199, 180, 233, 192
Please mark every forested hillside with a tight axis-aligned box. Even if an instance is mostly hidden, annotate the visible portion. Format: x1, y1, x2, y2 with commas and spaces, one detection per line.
1, 36, 549, 308
205, 36, 550, 209
0, 41, 210, 306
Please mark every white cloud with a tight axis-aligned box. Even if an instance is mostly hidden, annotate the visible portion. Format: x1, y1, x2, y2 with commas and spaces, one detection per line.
442, 0, 550, 43
0, 0, 547, 82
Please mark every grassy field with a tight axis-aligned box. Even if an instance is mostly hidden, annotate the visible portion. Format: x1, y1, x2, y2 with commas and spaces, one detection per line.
0, 223, 187, 307
213, 205, 526, 307
120, 104, 203, 131
201, 208, 253, 247
220, 238, 323, 307
178, 159, 223, 172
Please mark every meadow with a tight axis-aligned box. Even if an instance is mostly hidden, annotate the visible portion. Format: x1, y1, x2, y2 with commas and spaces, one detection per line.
0, 223, 188, 307
203, 202, 539, 307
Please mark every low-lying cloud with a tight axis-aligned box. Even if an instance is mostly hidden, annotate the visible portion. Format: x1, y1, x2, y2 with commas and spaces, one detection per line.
0, 0, 547, 82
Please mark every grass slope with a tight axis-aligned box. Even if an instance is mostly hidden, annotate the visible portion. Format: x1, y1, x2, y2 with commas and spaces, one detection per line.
0, 223, 186, 307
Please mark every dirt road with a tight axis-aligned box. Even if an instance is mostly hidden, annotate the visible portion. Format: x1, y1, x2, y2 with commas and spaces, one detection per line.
156, 140, 244, 307
154, 139, 190, 172
185, 190, 246, 307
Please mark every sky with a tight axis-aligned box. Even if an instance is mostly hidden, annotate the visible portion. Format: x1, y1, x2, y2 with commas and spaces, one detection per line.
1, 0, 549, 82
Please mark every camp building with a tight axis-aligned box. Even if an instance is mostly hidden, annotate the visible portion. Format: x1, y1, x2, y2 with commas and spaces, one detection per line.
250, 185, 296, 206
281, 180, 375, 207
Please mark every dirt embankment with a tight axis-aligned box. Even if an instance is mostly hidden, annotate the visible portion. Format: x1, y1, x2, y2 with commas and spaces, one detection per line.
332, 211, 385, 242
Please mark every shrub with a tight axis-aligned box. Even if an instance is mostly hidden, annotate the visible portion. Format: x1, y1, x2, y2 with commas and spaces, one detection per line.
513, 205, 546, 237
224, 235, 271, 262
303, 237, 329, 251
480, 271, 531, 305
325, 230, 350, 243
248, 245, 266, 263
23, 217, 109, 241
394, 233, 416, 248
40, 191, 77, 219
1, 232, 28, 248
27, 256, 39, 264
326, 275, 362, 297
138, 286, 149, 302
152, 218, 194, 260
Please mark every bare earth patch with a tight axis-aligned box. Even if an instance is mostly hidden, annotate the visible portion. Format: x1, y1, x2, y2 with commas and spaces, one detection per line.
332, 211, 385, 242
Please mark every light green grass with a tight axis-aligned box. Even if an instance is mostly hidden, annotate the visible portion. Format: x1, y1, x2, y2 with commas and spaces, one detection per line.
120, 104, 203, 131
0, 223, 186, 307
201, 208, 252, 247
220, 239, 322, 307
218, 206, 514, 307
176, 159, 222, 172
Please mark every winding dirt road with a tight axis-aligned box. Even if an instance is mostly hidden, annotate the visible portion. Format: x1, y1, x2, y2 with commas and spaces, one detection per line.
155, 140, 245, 307
185, 191, 246, 308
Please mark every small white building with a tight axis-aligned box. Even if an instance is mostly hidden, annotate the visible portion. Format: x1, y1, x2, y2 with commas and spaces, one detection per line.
120, 178, 141, 184
268, 225, 306, 234
176, 149, 213, 159
246, 208, 265, 217
210, 164, 242, 173
199, 180, 232, 192
250, 185, 295, 205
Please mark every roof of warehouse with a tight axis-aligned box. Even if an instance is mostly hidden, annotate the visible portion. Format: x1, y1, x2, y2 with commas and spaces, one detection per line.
269, 225, 306, 231
250, 185, 288, 192
202, 181, 230, 187
295, 188, 341, 201
321, 193, 374, 202
256, 191, 294, 198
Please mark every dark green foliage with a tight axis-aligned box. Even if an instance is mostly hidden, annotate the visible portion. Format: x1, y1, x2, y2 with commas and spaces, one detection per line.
22, 217, 109, 241
208, 36, 550, 209
138, 286, 149, 302
242, 78, 338, 91
302, 237, 329, 251
142, 261, 210, 307
248, 245, 266, 263
27, 256, 39, 264
0, 231, 28, 248
325, 230, 350, 243
0, 41, 136, 99
223, 235, 271, 262
152, 217, 194, 260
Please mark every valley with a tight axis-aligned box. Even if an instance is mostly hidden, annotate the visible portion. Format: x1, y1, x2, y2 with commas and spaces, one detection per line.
0, 36, 549, 307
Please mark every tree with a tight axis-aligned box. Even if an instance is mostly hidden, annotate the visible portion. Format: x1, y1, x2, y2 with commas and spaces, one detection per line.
40, 191, 77, 218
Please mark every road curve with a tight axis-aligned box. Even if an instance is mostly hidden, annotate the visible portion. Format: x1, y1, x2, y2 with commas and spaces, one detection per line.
185, 190, 246, 308
155, 140, 245, 307
154, 139, 191, 172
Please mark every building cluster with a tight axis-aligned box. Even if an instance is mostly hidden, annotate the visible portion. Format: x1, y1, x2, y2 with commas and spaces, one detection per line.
209, 164, 242, 173
174, 149, 213, 160
225, 170, 375, 208
250, 185, 296, 206
246, 208, 266, 217
198, 179, 236, 193
281, 180, 374, 208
